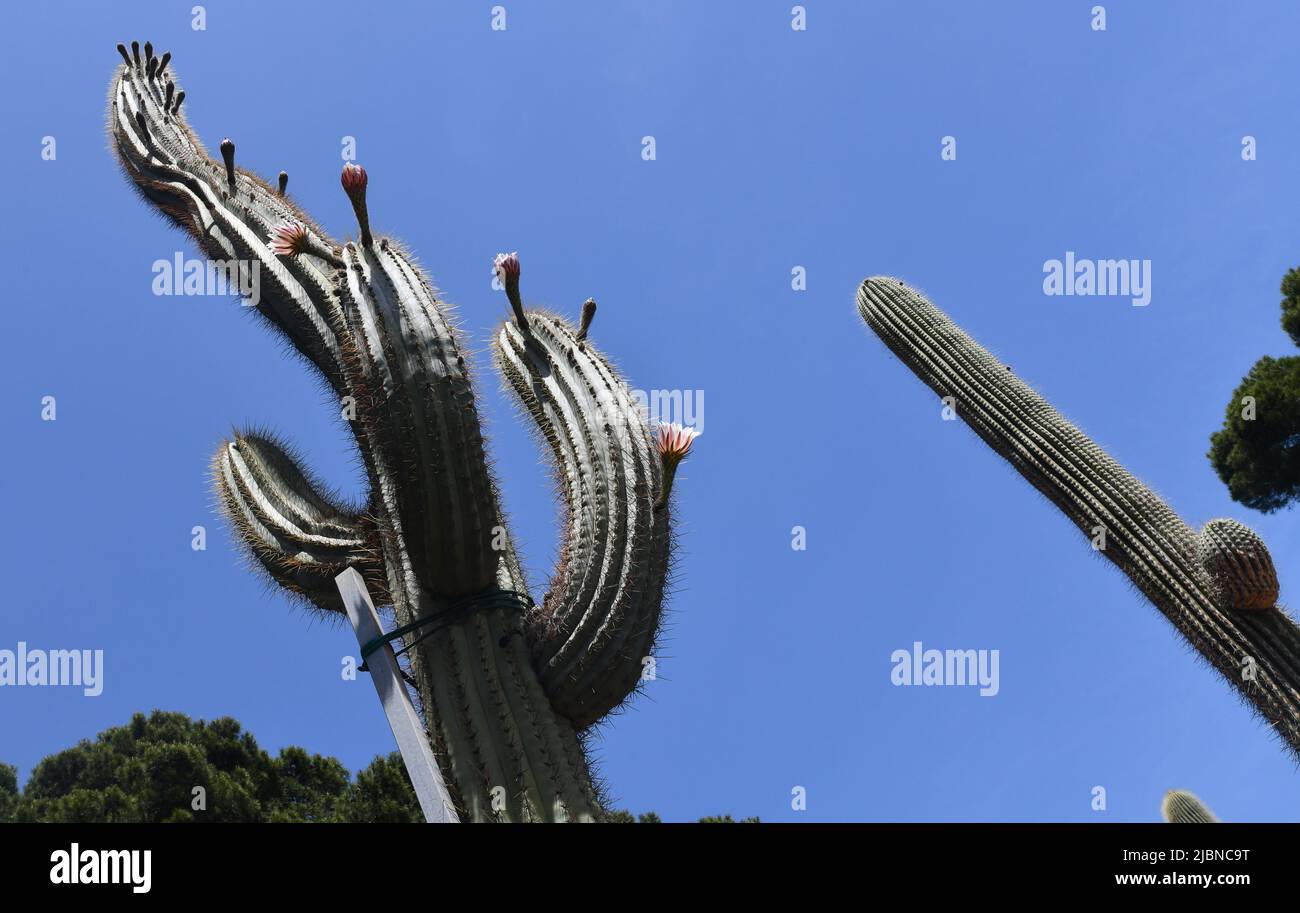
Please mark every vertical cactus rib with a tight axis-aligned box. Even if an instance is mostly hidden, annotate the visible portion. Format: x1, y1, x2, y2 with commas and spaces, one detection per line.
858, 276, 1300, 756
494, 312, 672, 728
1161, 790, 1219, 823
108, 42, 686, 820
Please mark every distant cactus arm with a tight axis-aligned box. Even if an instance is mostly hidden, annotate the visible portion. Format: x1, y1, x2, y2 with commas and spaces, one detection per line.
214, 433, 386, 612
1162, 789, 1219, 823
494, 311, 671, 728
108, 46, 348, 392
858, 276, 1300, 755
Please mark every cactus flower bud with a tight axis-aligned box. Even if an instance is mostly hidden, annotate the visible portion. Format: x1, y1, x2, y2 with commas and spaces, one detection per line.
218, 137, 236, 190
340, 163, 372, 246
494, 252, 527, 329
341, 161, 367, 194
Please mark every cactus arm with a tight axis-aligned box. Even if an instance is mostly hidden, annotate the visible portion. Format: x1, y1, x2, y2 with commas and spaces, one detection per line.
858, 276, 1300, 755
1161, 789, 1219, 823
108, 52, 348, 393
338, 242, 501, 596
494, 312, 672, 728
213, 433, 386, 613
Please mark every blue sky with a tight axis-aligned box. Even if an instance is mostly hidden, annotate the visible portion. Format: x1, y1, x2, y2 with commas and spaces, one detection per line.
3, 0, 1299, 821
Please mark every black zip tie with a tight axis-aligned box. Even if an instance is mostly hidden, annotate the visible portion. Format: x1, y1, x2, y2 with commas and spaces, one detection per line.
359, 589, 531, 671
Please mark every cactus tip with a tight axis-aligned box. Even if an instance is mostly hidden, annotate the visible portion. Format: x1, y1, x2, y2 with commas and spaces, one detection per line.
116, 43, 131, 67
277, 170, 288, 196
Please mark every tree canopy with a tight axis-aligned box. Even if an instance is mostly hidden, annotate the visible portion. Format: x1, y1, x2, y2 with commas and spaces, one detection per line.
1209, 269, 1300, 512
0, 710, 421, 823
0, 711, 752, 823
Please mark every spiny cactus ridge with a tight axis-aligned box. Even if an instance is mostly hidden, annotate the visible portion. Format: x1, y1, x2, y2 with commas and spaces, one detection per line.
857, 277, 1300, 757
1161, 789, 1220, 824
109, 42, 696, 821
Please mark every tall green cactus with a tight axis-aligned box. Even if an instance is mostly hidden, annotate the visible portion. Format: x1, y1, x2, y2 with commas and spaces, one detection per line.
108, 41, 696, 821
857, 277, 1300, 756
1161, 789, 1219, 823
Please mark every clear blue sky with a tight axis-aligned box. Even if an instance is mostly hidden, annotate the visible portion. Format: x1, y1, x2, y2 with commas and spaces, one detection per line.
3, 1, 1298, 822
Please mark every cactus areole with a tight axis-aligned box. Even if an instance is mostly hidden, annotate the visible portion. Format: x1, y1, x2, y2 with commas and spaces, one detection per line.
858, 277, 1300, 757
109, 43, 695, 821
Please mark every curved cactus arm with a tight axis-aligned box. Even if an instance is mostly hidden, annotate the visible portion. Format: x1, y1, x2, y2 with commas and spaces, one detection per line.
108, 44, 349, 393
1161, 789, 1219, 823
493, 302, 672, 729
858, 276, 1300, 756
214, 432, 386, 613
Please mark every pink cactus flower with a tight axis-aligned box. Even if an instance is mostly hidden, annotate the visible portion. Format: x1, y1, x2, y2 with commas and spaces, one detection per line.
656, 422, 700, 466
268, 221, 310, 257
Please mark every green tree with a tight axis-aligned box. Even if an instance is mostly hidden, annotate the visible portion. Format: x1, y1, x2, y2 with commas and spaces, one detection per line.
2, 712, 748, 822
1209, 269, 1300, 512
342, 752, 423, 823
0, 763, 17, 822
2, 711, 418, 823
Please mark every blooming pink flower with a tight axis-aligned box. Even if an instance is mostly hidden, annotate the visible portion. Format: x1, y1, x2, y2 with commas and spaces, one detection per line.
656, 422, 700, 466
268, 221, 310, 257
494, 251, 521, 285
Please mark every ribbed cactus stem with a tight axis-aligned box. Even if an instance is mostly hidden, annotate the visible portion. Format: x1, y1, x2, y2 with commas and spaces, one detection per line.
109, 41, 686, 820
1161, 789, 1219, 823
495, 312, 672, 726
858, 277, 1300, 756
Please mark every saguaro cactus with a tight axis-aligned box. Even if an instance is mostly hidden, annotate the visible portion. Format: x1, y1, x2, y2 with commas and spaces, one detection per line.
108, 42, 694, 821
857, 277, 1300, 756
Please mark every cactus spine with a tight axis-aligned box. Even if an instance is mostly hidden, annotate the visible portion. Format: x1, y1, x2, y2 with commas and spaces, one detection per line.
108, 43, 691, 821
858, 277, 1300, 756
1161, 790, 1219, 823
